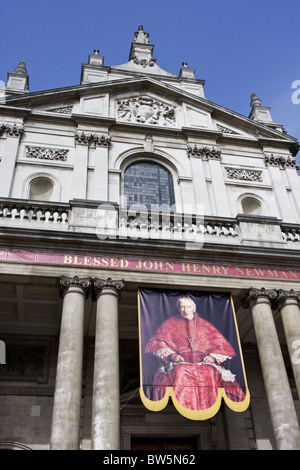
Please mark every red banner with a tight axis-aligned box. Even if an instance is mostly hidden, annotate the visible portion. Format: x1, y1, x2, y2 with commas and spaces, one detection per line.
138, 289, 250, 420
0, 249, 299, 281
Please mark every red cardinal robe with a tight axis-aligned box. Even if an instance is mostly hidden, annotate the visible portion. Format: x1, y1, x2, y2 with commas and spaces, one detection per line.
145, 314, 245, 411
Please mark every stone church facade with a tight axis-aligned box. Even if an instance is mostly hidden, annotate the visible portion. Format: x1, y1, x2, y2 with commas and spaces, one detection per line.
0, 26, 300, 450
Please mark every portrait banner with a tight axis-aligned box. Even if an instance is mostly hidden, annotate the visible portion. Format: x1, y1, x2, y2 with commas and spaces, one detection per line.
138, 288, 250, 420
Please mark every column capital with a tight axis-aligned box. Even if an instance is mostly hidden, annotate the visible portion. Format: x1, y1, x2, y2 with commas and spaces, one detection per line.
241, 287, 278, 309
277, 289, 300, 306
74, 131, 111, 147
92, 277, 125, 301
59, 275, 92, 299
187, 144, 221, 161
0, 123, 24, 140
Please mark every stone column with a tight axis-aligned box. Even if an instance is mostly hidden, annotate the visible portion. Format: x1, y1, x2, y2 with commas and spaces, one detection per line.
50, 275, 91, 450
242, 288, 300, 450
277, 289, 300, 399
91, 277, 125, 450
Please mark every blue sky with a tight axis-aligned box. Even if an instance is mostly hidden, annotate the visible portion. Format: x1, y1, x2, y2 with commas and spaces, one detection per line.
1, 0, 300, 159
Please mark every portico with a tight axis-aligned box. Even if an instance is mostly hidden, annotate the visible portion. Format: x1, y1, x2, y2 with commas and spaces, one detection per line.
1, 246, 300, 450
44, 269, 299, 450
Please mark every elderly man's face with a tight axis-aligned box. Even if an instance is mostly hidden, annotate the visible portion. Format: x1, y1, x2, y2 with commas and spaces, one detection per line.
178, 300, 195, 320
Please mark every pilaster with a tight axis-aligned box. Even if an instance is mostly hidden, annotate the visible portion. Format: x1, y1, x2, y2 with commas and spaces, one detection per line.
264, 153, 297, 223
93, 134, 111, 201
187, 144, 211, 215
72, 132, 89, 199
0, 123, 24, 197
187, 144, 230, 217
286, 164, 300, 222
73, 131, 110, 201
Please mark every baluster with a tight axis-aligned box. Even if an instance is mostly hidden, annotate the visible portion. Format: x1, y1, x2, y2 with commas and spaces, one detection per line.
48, 210, 55, 222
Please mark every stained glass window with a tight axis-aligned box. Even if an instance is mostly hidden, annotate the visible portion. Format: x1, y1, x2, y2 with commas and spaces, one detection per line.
124, 162, 175, 210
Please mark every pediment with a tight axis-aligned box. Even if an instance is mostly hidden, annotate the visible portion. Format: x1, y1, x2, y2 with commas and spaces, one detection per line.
3, 77, 298, 145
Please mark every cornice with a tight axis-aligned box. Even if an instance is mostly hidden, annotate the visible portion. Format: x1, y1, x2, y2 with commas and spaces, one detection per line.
1, 77, 298, 152
0, 104, 31, 118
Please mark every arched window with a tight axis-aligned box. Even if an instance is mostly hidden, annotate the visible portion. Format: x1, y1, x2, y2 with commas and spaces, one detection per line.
29, 177, 54, 201
241, 196, 262, 215
124, 161, 175, 210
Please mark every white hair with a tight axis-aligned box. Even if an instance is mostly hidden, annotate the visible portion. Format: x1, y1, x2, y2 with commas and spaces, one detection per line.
176, 296, 196, 311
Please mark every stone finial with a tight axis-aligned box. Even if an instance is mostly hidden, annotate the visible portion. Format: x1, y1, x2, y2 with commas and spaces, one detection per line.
14, 61, 28, 75
249, 92, 274, 124
88, 49, 104, 66
250, 93, 262, 108
6, 60, 29, 93
179, 61, 195, 79
134, 25, 149, 44
129, 25, 155, 65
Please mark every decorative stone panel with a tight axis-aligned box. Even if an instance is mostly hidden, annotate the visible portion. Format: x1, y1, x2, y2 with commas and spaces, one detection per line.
47, 106, 73, 114
25, 146, 69, 161
225, 167, 263, 182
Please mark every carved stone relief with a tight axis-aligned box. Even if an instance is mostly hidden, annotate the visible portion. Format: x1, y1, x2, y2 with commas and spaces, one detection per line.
216, 124, 238, 135
132, 57, 156, 68
25, 146, 69, 161
116, 96, 176, 126
47, 106, 73, 114
225, 167, 263, 182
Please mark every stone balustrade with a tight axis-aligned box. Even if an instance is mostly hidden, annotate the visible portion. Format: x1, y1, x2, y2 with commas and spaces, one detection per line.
281, 224, 300, 243
0, 198, 300, 248
0, 198, 69, 228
